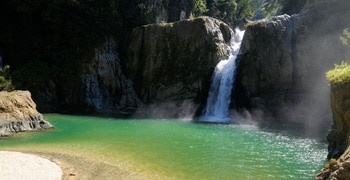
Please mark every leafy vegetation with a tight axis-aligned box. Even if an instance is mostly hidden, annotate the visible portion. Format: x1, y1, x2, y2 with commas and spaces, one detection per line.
326, 61, 350, 85
340, 28, 350, 48
205, 0, 287, 25
327, 29, 350, 86
0, 65, 14, 91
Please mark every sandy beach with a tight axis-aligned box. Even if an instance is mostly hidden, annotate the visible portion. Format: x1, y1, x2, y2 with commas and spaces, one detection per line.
0, 149, 144, 180
0, 151, 62, 180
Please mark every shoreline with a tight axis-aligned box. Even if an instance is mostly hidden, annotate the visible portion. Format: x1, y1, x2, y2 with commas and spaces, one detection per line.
0, 151, 62, 180
0, 149, 144, 180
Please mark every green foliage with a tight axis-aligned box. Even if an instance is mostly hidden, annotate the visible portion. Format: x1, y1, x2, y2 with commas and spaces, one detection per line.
191, 0, 209, 16
327, 28, 350, 86
205, 0, 286, 25
207, 0, 238, 24
326, 61, 350, 85
250, 0, 286, 19
0, 65, 14, 91
340, 28, 350, 47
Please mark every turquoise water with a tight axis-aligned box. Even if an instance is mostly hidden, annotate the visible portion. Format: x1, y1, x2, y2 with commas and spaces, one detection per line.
0, 114, 327, 179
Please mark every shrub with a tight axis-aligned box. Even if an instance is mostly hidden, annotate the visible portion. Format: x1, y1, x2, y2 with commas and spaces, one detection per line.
0, 65, 14, 91
326, 61, 350, 86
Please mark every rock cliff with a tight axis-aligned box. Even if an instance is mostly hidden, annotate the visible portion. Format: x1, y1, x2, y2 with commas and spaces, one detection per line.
326, 85, 350, 159
81, 38, 141, 113
234, 0, 350, 132
0, 90, 53, 137
315, 84, 350, 179
128, 17, 233, 105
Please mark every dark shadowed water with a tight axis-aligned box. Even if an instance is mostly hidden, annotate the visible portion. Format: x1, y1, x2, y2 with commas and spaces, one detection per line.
0, 114, 327, 179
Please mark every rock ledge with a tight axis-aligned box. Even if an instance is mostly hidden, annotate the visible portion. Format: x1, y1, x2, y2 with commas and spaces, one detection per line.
0, 90, 53, 137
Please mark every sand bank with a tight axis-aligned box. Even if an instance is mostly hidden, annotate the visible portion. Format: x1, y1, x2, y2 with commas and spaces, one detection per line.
0, 151, 62, 180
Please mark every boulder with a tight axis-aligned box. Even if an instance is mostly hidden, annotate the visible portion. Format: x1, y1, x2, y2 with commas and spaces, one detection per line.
0, 90, 53, 137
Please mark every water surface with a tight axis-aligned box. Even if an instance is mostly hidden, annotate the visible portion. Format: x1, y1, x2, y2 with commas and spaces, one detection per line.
0, 114, 327, 179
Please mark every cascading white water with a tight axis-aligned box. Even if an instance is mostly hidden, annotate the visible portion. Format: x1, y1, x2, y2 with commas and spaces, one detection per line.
200, 28, 245, 123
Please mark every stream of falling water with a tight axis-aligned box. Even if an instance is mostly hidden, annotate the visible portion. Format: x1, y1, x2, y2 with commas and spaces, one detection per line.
201, 28, 245, 123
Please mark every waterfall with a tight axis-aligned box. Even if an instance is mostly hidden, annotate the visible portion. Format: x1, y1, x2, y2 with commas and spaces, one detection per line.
200, 28, 245, 123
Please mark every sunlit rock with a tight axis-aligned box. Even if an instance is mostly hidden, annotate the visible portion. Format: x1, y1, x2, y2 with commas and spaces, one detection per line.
315, 146, 350, 179
0, 90, 53, 136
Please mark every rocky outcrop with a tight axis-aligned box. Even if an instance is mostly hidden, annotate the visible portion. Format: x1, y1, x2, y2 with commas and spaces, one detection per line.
326, 84, 350, 159
0, 90, 53, 137
81, 38, 141, 113
234, 0, 350, 132
236, 14, 294, 105
315, 146, 350, 180
128, 16, 234, 106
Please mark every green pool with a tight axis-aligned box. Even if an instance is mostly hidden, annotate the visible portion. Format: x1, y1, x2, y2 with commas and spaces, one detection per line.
0, 114, 327, 179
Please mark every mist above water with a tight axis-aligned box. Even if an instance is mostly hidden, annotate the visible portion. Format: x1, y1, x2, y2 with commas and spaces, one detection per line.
200, 29, 245, 123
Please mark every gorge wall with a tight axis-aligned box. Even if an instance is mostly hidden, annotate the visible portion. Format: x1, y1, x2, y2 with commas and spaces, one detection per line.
1, 0, 349, 125
80, 38, 141, 113
32, 16, 234, 116
0, 91, 53, 136
234, 0, 350, 133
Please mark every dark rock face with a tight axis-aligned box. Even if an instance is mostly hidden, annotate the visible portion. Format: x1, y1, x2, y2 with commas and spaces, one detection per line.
235, 14, 313, 127
81, 38, 141, 113
34, 16, 234, 116
235, 0, 350, 133
236, 15, 293, 105
128, 17, 233, 105
327, 86, 350, 158
0, 90, 53, 137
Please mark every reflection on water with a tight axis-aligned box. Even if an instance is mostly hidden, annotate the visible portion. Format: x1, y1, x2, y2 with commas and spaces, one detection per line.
0, 114, 327, 179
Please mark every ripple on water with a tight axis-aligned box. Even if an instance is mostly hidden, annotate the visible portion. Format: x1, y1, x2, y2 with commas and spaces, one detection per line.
0, 114, 328, 180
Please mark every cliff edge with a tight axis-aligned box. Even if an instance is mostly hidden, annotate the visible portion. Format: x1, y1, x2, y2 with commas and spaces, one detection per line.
315, 63, 350, 179
0, 90, 53, 137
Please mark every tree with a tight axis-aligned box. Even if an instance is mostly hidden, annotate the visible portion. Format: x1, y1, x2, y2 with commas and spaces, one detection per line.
207, 0, 238, 24
249, 0, 286, 19
187, 0, 208, 17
